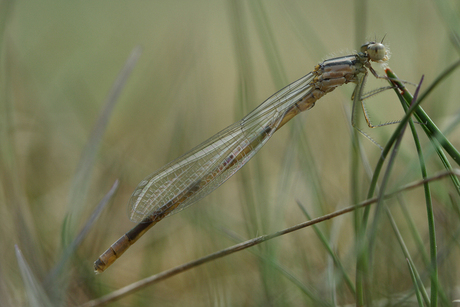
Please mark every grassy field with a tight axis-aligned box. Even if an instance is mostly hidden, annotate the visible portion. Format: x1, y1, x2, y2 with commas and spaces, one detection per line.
1, 0, 460, 306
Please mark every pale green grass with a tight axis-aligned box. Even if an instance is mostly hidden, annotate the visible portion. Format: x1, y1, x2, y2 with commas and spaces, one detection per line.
2, 0, 460, 306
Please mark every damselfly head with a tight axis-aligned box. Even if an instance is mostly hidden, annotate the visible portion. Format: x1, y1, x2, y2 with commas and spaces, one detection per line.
361, 41, 390, 63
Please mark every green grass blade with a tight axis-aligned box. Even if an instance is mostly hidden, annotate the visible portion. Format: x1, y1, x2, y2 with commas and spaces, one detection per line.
394, 75, 438, 307
386, 69, 460, 170
16, 245, 54, 307
297, 201, 356, 296
47, 180, 119, 284
66, 46, 142, 231
407, 258, 426, 307
357, 75, 425, 305
386, 209, 430, 306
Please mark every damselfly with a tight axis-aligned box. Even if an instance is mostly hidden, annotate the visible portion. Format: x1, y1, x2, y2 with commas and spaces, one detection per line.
94, 40, 390, 273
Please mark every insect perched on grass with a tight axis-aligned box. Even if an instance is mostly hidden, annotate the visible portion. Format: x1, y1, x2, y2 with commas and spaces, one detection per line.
94, 39, 390, 273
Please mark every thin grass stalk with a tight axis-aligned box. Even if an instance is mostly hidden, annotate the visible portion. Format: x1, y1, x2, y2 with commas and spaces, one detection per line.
222, 228, 331, 307
388, 67, 460, 306
46, 180, 119, 286
249, 2, 292, 300
80, 169, 460, 307
386, 209, 430, 305
407, 253, 427, 307
297, 201, 356, 296
16, 246, 54, 307
53, 47, 141, 303
417, 59, 460, 105
365, 78, 422, 306
356, 74, 425, 305
393, 74, 438, 307
226, 0, 260, 238
386, 70, 460, 173
66, 46, 142, 229
397, 196, 431, 265
227, 2, 280, 303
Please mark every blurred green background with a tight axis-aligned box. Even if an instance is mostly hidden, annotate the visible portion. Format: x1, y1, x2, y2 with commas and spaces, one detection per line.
1, 0, 460, 306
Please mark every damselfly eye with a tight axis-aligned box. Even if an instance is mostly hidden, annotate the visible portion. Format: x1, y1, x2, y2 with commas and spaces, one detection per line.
367, 43, 387, 62
360, 42, 372, 53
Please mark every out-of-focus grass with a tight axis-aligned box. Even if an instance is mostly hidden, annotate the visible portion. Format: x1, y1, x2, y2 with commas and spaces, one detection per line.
2, 0, 460, 306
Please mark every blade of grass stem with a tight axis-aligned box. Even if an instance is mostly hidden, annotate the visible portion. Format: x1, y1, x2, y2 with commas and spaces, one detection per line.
368, 77, 423, 306
387, 72, 454, 306
386, 69, 460, 244
46, 180, 119, 285
386, 208, 430, 306
386, 69, 460, 170
227, 8, 281, 301
370, 76, 424, 247
15, 245, 53, 307
296, 200, 356, 295
65, 46, 142, 237
397, 195, 430, 264
391, 74, 438, 307
357, 75, 425, 305
432, 0, 460, 53
407, 259, 426, 307
352, 6, 369, 304
249, 0, 288, 88
416, 59, 460, 104
227, 0, 261, 240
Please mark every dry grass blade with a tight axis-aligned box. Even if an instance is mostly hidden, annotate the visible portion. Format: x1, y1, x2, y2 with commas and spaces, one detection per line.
80, 169, 460, 307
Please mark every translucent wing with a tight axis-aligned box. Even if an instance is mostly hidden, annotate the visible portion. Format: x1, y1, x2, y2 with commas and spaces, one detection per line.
128, 72, 315, 223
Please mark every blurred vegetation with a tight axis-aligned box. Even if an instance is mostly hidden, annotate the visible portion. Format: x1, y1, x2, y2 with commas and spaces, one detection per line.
1, 0, 460, 306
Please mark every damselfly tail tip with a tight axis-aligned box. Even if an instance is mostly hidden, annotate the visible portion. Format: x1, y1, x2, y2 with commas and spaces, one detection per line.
93, 259, 105, 274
